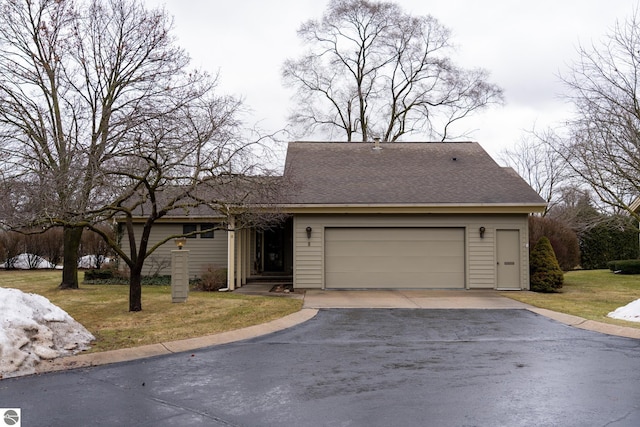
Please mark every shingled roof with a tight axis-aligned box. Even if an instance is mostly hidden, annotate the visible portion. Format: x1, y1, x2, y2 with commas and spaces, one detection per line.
282, 141, 546, 207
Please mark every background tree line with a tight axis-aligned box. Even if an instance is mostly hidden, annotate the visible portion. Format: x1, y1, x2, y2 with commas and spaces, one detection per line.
501, 8, 640, 270
0, 225, 114, 270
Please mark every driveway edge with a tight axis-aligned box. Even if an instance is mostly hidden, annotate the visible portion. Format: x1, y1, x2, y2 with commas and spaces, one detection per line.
27, 303, 640, 379
527, 307, 640, 339
34, 308, 319, 376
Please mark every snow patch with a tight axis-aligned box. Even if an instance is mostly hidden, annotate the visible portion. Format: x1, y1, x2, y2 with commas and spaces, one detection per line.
0, 253, 57, 269
0, 288, 95, 379
78, 255, 112, 269
607, 299, 640, 323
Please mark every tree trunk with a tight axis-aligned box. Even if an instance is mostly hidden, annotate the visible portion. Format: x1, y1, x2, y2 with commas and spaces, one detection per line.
59, 225, 83, 289
129, 264, 143, 312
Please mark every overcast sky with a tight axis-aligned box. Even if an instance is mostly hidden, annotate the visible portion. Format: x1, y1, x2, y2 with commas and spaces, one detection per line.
144, 0, 635, 160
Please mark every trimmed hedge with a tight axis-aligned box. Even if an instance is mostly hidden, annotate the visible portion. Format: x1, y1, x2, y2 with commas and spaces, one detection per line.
580, 216, 639, 270
83, 269, 173, 285
607, 259, 640, 275
84, 269, 115, 280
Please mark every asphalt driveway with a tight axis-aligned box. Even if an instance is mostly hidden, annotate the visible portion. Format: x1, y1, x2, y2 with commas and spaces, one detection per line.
2, 308, 640, 427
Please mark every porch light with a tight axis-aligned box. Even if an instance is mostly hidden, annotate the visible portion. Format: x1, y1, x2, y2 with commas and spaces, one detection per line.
306, 226, 312, 239
479, 227, 486, 239
175, 236, 187, 249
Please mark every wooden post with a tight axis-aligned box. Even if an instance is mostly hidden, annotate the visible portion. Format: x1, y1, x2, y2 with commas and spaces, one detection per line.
171, 249, 189, 302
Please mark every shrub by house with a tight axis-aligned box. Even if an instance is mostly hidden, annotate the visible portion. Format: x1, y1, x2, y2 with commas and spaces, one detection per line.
530, 236, 564, 292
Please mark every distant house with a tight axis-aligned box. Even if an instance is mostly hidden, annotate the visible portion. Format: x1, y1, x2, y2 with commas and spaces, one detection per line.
123, 141, 546, 290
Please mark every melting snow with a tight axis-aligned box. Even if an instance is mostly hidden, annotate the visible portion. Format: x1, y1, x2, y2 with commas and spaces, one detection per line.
0, 253, 57, 269
607, 299, 640, 323
77, 255, 111, 269
0, 288, 95, 379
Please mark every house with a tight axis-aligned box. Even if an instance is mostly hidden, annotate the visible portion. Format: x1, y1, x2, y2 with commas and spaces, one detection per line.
128, 141, 546, 290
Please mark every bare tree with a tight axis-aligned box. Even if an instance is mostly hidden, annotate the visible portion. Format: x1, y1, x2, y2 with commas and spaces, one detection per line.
0, 0, 285, 311
0, 0, 190, 288
556, 8, 640, 224
283, 0, 503, 142
40, 227, 64, 267
499, 131, 569, 216
0, 230, 23, 269
85, 84, 283, 311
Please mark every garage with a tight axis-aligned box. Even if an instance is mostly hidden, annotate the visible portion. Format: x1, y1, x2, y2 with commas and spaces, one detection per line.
324, 227, 465, 289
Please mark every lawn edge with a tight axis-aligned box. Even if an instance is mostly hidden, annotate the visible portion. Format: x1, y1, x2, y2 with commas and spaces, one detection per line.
28, 308, 318, 377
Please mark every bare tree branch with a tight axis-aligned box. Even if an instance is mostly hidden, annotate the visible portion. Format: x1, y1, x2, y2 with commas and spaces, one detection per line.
555, 8, 640, 224
282, 0, 503, 142
499, 130, 569, 216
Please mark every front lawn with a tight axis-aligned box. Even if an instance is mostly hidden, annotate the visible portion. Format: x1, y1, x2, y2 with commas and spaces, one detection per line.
502, 269, 640, 329
0, 270, 303, 352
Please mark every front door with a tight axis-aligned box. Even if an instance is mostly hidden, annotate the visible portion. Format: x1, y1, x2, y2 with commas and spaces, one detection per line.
263, 228, 284, 272
497, 229, 521, 289
257, 217, 293, 274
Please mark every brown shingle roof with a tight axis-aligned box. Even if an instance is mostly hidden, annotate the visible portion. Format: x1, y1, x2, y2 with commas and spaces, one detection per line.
282, 141, 545, 206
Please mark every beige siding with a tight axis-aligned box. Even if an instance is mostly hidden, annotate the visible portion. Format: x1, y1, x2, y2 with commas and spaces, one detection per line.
293, 216, 324, 287
468, 224, 495, 289
293, 214, 529, 290
126, 223, 228, 278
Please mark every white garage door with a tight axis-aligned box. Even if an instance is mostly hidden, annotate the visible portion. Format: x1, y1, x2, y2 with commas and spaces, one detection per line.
325, 227, 465, 289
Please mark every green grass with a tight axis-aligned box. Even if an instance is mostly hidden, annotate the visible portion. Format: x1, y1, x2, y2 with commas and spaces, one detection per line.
6, 269, 638, 355
0, 270, 303, 353
502, 269, 640, 329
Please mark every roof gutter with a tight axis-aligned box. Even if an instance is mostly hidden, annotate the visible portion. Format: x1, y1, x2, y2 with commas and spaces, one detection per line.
250, 203, 548, 215
119, 203, 547, 221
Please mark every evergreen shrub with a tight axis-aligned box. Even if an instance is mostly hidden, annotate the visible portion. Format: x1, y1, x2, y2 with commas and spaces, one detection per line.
607, 259, 640, 275
530, 236, 564, 292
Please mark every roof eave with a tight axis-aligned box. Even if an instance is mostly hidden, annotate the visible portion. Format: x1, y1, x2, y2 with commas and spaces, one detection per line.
115, 214, 227, 223
268, 203, 548, 214
120, 203, 547, 220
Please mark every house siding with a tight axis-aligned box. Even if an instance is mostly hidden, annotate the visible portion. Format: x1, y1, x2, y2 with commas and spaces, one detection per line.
126, 223, 228, 278
292, 213, 529, 290
293, 216, 324, 288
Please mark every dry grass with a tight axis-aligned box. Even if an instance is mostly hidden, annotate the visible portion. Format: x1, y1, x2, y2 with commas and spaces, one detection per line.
0, 270, 303, 352
502, 269, 640, 329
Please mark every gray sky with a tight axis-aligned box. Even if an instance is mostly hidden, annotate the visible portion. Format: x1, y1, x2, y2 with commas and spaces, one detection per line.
144, 0, 635, 159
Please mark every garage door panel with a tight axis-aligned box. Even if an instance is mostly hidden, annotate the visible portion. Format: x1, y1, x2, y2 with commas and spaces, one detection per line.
325, 227, 465, 289
328, 255, 461, 271
325, 271, 465, 288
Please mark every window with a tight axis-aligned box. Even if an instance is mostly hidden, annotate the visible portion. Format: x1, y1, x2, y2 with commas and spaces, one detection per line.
200, 223, 215, 239
182, 223, 215, 238
183, 224, 197, 238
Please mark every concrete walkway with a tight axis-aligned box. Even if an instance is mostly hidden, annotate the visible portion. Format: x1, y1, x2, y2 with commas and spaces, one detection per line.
303, 289, 530, 309
301, 289, 640, 339
33, 288, 640, 377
